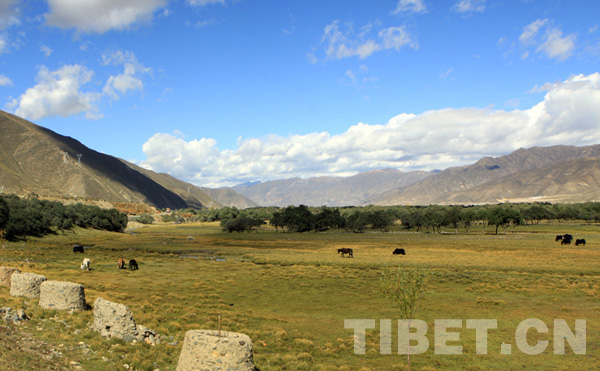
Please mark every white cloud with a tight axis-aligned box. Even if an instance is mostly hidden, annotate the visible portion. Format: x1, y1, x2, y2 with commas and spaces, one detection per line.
41, 44, 53, 57
519, 19, 575, 61
0, 73, 12, 86
102, 50, 152, 99
0, 0, 19, 29
141, 73, 600, 187
187, 0, 225, 5
393, 0, 427, 14
453, 0, 485, 14
538, 28, 575, 61
45, 0, 167, 33
519, 19, 547, 45
11, 65, 102, 120
8, 50, 151, 120
320, 20, 414, 61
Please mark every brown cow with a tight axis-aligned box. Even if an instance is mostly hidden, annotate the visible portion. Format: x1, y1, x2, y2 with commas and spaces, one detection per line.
117, 258, 126, 269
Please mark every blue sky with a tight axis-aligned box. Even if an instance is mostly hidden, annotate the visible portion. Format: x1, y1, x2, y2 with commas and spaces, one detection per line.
1, 0, 600, 187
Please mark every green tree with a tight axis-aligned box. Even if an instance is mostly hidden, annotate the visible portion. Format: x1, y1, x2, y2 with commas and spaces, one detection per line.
136, 213, 154, 224
380, 266, 431, 371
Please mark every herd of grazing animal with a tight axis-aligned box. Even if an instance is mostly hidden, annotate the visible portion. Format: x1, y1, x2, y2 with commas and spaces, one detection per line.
337, 232, 589, 258
337, 247, 408, 258
74, 244, 139, 272
555, 234, 587, 246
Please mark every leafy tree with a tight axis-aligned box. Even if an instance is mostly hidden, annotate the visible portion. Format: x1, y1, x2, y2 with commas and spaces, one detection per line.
424, 205, 446, 233
0, 197, 9, 230
369, 209, 397, 232
443, 206, 462, 234
487, 205, 522, 234
313, 207, 344, 231
459, 207, 477, 234
345, 210, 368, 233
222, 215, 263, 232
380, 266, 431, 371
135, 213, 154, 224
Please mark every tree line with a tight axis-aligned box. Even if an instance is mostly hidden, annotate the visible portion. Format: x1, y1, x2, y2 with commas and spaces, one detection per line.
165, 202, 600, 234
0, 194, 128, 240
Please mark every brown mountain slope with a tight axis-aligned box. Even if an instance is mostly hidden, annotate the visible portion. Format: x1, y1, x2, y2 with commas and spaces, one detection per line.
232, 169, 432, 206
0, 111, 256, 209
439, 157, 600, 204
373, 145, 600, 205
124, 161, 257, 209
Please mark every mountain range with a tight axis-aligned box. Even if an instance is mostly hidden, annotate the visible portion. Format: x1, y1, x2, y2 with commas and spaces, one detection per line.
1, 110, 599, 209
232, 145, 600, 206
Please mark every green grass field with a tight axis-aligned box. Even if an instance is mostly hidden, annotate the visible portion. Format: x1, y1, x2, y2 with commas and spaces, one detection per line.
0, 222, 599, 370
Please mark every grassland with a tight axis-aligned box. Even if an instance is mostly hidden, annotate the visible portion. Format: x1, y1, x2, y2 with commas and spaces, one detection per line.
0, 222, 599, 370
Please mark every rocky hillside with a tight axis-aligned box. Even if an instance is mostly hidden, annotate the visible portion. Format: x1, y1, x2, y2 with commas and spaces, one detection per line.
231, 169, 432, 206
0, 111, 254, 209
370, 145, 600, 205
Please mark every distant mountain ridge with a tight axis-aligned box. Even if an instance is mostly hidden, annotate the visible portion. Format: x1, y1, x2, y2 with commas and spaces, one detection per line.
233, 145, 600, 206
0, 110, 256, 209
371, 145, 600, 205
231, 169, 432, 207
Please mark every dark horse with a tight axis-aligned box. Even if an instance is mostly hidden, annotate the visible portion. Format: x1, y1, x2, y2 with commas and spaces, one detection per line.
337, 248, 353, 258
128, 259, 139, 270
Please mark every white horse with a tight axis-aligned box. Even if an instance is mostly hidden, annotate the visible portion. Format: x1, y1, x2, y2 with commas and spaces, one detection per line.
80, 258, 90, 271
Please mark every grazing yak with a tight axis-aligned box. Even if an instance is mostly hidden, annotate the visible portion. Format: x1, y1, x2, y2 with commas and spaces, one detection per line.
337, 248, 353, 258
575, 239, 586, 246
555, 235, 563, 242
117, 258, 126, 269
393, 248, 406, 255
73, 244, 84, 253
80, 258, 90, 271
128, 259, 139, 270
561, 234, 573, 245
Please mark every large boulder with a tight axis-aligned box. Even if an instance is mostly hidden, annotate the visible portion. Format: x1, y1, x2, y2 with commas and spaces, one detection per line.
38, 281, 86, 311
92, 297, 139, 342
177, 330, 255, 371
10, 272, 47, 298
0, 267, 21, 287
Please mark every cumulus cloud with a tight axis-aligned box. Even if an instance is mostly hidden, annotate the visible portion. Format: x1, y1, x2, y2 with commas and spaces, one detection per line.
0, 73, 12, 86
141, 73, 600, 187
0, 0, 19, 29
8, 50, 150, 120
102, 50, 152, 100
45, 0, 167, 33
519, 19, 575, 61
453, 0, 485, 14
393, 0, 427, 14
41, 44, 53, 57
187, 0, 225, 5
11, 64, 102, 120
320, 20, 414, 60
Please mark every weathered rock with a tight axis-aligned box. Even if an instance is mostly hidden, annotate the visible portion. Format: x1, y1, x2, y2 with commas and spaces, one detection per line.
0, 267, 21, 287
10, 272, 47, 298
92, 297, 138, 341
1, 307, 29, 323
177, 330, 255, 371
38, 281, 86, 311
